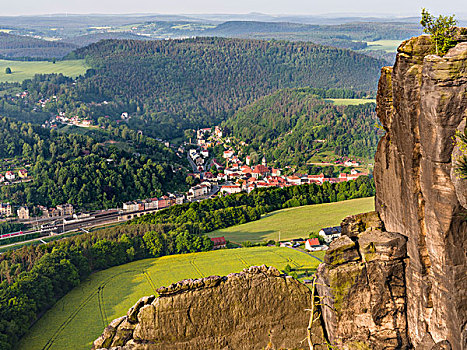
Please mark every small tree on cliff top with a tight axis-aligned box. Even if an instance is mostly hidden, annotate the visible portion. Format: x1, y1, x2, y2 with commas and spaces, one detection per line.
421, 8, 457, 55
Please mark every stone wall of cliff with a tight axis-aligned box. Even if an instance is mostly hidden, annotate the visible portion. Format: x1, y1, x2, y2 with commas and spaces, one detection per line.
316, 32, 467, 350
374, 33, 467, 348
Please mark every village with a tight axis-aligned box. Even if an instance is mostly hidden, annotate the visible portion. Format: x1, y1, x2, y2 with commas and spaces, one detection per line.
0, 121, 369, 251
183, 125, 369, 198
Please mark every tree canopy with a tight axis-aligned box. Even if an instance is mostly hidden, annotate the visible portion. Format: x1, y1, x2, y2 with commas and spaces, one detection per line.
421, 9, 457, 55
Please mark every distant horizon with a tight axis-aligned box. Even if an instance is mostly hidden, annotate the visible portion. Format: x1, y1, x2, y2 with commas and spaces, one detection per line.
1, 0, 465, 19
0, 12, 465, 19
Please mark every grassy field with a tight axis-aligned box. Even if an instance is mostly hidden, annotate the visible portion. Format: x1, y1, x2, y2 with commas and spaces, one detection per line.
327, 98, 376, 106
0, 59, 89, 82
209, 197, 375, 243
364, 39, 402, 52
17, 247, 324, 350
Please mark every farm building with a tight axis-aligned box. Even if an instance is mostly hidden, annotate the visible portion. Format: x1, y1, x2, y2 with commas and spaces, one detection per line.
319, 226, 342, 244
211, 236, 227, 249
305, 238, 320, 250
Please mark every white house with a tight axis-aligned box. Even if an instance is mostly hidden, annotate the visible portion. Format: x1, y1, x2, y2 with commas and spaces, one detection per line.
223, 150, 235, 159
319, 226, 342, 244
5, 171, 15, 181
220, 185, 242, 195
189, 149, 198, 159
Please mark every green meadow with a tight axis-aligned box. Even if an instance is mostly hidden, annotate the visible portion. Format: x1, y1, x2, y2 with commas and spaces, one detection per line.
0, 59, 89, 82
18, 247, 324, 350
327, 98, 376, 106
209, 197, 375, 243
364, 39, 402, 52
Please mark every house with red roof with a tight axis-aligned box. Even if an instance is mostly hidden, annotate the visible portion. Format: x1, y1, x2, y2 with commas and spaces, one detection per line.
5, 171, 15, 181
252, 164, 269, 179
211, 236, 227, 249
305, 238, 321, 251
287, 175, 302, 185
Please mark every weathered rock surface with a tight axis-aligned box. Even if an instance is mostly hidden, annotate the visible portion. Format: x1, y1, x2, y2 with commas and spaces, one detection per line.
315, 33, 467, 350
316, 214, 410, 350
93, 265, 325, 350
373, 34, 467, 349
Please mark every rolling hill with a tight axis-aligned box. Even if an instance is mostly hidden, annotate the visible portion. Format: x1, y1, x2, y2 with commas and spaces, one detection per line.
68, 37, 384, 139
222, 87, 380, 168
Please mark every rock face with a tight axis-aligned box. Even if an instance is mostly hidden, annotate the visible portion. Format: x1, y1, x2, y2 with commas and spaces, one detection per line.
93, 265, 324, 350
316, 34, 467, 350
316, 212, 410, 349
374, 34, 467, 349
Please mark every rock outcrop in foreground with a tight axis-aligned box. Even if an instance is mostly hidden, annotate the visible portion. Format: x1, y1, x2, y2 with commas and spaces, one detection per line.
316, 31, 467, 350
93, 265, 324, 350
316, 212, 409, 349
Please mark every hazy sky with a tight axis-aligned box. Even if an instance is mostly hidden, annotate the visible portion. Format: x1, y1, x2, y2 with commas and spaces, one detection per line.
3, 0, 466, 17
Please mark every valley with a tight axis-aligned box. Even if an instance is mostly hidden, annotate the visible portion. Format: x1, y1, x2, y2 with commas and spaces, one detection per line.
0, 7, 464, 350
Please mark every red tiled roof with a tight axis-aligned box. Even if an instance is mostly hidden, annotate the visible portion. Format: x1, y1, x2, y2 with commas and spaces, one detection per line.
253, 164, 269, 174
307, 238, 320, 246
211, 236, 227, 246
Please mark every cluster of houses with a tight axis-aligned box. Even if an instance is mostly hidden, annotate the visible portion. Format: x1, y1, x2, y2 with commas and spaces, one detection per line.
0, 169, 29, 185
214, 151, 367, 194
280, 226, 343, 251
210, 226, 342, 251
0, 203, 73, 220
189, 148, 210, 172
196, 126, 223, 147
55, 113, 93, 127
122, 194, 184, 212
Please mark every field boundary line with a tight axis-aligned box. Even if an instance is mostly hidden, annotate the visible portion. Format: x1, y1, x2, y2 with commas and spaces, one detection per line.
190, 259, 204, 278
272, 250, 300, 268
233, 253, 250, 268
143, 270, 158, 293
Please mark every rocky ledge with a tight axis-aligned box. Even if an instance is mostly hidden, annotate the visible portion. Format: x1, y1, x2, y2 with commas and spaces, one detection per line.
93, 265, 325, 350
316, 212, 409, 350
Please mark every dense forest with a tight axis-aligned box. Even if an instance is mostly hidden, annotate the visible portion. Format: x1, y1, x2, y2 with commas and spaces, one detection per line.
0, 177, 374, 349
0, 38, 383, 140
64, 37, 383, 139
222, 87, 379, 168
0, 117, 187, 209
0, 32, 77, 59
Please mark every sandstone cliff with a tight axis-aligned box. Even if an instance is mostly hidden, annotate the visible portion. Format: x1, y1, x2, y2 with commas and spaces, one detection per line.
374, 33, 467, 349
93, 265, 325, 350
316, 212, 409, 349
316, 32, 467, 350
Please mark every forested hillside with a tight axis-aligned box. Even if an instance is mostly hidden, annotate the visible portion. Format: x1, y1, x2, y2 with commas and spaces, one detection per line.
223, 87, 379, 168
0, 33, 77, 59
0, 117, 186, 209
66, 37, 383, 139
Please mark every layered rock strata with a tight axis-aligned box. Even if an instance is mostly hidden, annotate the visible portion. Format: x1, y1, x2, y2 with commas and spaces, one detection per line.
316, 212, 410, 349
374, 34, 467, 349
317, 33, 467, 349
93, 265, 325, 350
